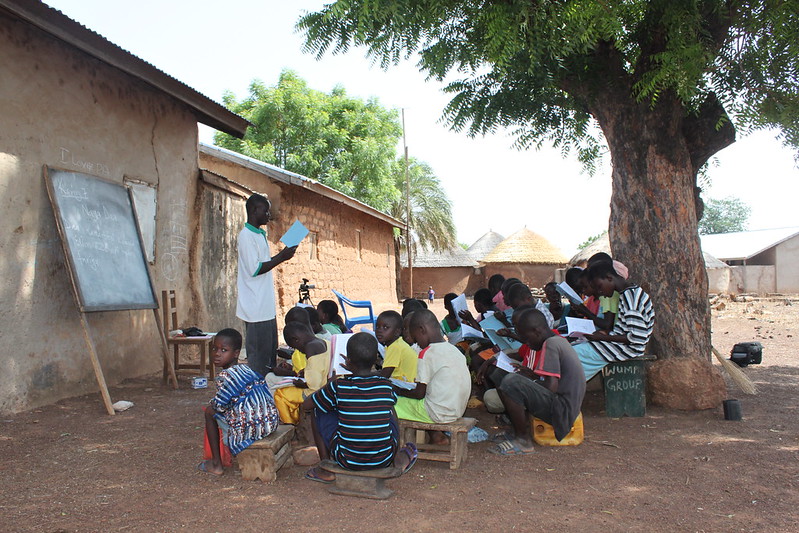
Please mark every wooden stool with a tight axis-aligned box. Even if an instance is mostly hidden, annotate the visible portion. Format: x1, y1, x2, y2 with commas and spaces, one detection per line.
398, 417, 476, 470
602, 356, 656, 417
319, 460, 402, 499
236, 425, 294, 482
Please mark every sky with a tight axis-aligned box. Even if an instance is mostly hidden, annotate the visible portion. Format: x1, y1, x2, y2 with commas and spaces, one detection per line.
44, 0, 799, 256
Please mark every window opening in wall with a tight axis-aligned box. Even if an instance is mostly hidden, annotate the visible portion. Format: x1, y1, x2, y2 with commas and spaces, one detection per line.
356, 230, 362, 261
124, 177, 157, 263
309, 232, 318, 260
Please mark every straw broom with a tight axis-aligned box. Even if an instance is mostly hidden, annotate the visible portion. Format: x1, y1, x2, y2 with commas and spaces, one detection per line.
712, 346, 757, 395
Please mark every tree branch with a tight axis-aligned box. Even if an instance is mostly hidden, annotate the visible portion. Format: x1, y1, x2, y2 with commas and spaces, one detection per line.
682, 92, 736, 176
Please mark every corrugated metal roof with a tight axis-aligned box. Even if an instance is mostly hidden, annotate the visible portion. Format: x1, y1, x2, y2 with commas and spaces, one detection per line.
1, 0, 248, 137
482, 228, 568, 265
700, 227, 799, 261
400, 245, 477, 268
466, 231, 505, 262
199, 143, 404, 228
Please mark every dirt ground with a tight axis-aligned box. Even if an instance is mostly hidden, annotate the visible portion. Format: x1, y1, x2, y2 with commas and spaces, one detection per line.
1, 297, 797, 533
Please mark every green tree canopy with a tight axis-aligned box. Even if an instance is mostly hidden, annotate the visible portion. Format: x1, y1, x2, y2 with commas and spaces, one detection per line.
215, 70, 402, 212
298, 0, 799, 407
698, 196, 752, 235
215, 70, 456, 249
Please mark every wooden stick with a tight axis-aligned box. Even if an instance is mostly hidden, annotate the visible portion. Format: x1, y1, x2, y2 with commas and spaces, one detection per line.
153, 308, 179, 389
79, 313, 115, 415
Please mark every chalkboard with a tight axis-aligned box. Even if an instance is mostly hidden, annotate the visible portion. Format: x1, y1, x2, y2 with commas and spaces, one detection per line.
45, 167, 158, 312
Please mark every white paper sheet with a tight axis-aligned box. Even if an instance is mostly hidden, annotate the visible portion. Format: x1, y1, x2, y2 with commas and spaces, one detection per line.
495, 351, 517, 373
328, 333, 354, 377
566, 316, 597, 336
556, 281, 584, 306
390, 378, 417, 390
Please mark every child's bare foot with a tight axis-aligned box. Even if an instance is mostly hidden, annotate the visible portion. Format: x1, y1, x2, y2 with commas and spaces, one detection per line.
196, 460, 224, 476
429, 430, 450, 445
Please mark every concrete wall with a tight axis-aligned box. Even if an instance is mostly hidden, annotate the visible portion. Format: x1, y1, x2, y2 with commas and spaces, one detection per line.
197, 153, 399, 330
0, 14, 201, 412
728, 266, 776, 294
400, 266, 483, 299
707, 267, 731, 294
775, 234, 799, 293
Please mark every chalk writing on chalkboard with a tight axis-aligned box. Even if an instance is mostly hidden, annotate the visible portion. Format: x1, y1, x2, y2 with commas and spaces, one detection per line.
45, 168, 157, 312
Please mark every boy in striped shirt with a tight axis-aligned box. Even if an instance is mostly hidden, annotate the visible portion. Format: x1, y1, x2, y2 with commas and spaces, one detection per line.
303, 332, 418, 483
573, 261, 655, 380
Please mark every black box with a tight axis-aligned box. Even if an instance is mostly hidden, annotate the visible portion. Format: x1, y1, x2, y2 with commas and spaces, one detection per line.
730, 342, 763, 367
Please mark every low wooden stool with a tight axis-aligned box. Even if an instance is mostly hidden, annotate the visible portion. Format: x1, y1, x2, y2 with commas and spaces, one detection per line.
602, 356, 656, 417
319, 460, 402, 499
236, 425, 294, 482
398, 417, 476, 470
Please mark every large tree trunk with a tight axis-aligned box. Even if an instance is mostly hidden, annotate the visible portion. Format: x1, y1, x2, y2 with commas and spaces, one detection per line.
590, 92, 729, 409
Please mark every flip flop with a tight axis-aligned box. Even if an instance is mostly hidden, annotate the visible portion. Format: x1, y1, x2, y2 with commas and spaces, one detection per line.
397, 442, 418, 474
488, 440, 535, 456
304, 467, 334, 484
196, 461, 223, 476
489, 430, 515, 443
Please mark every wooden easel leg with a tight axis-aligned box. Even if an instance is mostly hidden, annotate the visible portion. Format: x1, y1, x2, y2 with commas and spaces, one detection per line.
153, 308, 178, 389
79, 313, 115, 416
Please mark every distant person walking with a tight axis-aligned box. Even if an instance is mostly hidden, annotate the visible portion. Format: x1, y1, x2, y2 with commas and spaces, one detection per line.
236, 194, 297, 377
428, 286, 435, 304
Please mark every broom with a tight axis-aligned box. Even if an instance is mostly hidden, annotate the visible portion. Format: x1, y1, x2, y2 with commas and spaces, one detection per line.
712, 346, 758, 395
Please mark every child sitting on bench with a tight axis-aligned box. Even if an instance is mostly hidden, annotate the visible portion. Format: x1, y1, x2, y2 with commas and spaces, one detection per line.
197, 328, 280, 475
375, 310, 418, 383
394, 309, 471, 445
273, 322, 330, 425
573, 261, 655, 380
303, 333, 418, 483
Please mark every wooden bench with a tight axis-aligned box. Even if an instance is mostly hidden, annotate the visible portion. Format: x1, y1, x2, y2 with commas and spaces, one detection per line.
235, 425, 294, 482
319, 460, 402, 499
602, 356, 657, 417
398, 417, 476, 470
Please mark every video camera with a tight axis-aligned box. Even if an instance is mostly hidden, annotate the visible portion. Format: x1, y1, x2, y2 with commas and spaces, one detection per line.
298, 278, 315, 304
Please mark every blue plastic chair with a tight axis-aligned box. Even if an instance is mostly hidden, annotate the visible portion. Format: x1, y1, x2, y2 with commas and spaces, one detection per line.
331, 289, 376, 330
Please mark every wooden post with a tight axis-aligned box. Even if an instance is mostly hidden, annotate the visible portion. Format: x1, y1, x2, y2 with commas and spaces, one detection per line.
153, 308, 179, 389
78, 313, 115, 416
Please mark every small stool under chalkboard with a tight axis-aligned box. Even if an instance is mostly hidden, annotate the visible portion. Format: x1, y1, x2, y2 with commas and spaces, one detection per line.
601, 356, 656, 417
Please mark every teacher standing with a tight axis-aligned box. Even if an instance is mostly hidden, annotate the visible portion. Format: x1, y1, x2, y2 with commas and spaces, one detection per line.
236, 193, 297, 376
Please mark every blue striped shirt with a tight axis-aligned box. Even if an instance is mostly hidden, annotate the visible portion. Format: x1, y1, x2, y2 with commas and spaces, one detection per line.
312, 375, 398, 470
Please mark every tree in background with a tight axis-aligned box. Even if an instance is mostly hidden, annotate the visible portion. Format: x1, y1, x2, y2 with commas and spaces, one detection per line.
578, 233, 605, 251
214, 70, 401, 212
215, 70, 456, 250
299, 1, 799, 408
699, 197, 752, 235
388, 157, 456, 255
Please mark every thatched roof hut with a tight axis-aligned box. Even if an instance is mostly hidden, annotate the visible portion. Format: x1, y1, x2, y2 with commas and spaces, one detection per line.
466, 230, 505, 263
400, 245, 481, 298
481, 228, 568, 288
482, 228, 568, 264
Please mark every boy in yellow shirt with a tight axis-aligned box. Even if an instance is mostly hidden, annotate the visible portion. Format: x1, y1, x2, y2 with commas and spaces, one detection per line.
375, 310, 418, 383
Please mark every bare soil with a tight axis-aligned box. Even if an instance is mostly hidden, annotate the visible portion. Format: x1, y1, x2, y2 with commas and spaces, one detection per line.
1, 298, 797, 532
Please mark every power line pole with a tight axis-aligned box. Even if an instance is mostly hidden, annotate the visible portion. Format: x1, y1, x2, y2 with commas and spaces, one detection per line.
402, 108, 412, 298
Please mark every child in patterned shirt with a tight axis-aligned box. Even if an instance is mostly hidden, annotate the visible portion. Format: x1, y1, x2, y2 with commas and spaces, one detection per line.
197, 328, 279, 476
